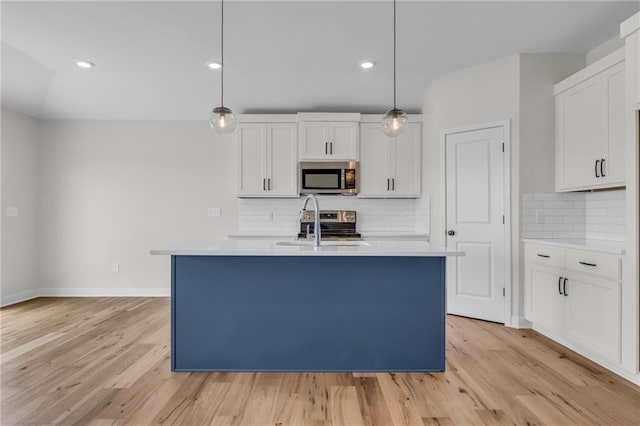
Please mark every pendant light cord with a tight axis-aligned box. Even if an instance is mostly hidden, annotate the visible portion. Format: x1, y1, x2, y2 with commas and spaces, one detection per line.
393, 0, 396, 110
220, 0, 225, 108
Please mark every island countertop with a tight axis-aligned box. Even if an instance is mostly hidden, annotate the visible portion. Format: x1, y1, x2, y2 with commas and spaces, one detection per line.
150, 239, 463, 257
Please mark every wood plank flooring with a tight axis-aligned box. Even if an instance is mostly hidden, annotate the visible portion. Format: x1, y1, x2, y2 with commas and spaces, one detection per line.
1, 297, 639, 425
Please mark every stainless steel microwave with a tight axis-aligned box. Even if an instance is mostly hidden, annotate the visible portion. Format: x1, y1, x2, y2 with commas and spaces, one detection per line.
299, 161, 359, 195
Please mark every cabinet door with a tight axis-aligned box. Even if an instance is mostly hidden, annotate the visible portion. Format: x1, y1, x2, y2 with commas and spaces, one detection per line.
267, 124, 298, 197
328, 122, 359, 160
556, 75, 603, 191
600, 62, 626, 186
524, 265, 565, 336
390, 122, 421, 197
358, 124, 391, 197
237, 125, 267, 197
564, 274, 621, 363
298, 122, 330, 160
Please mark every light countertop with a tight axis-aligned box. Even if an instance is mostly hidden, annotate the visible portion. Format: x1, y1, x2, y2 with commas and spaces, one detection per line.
523, 238, 626, 256
151, 239, 462, 257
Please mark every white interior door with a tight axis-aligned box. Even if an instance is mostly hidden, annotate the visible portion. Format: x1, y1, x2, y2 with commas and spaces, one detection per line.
445, 125, 506, 323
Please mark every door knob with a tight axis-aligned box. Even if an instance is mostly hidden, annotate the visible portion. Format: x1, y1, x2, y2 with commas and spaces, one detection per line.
447, 230, 455, 236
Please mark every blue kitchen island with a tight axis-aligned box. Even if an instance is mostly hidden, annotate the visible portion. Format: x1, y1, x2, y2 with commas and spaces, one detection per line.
151, 240, 462, 372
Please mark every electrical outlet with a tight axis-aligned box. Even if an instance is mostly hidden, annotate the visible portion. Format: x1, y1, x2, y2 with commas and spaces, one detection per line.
265, 211, 273, 221
535, 211, 544, 224
6, 207, 18, 217
208, 207, 222, 217
112, 263, 119, 273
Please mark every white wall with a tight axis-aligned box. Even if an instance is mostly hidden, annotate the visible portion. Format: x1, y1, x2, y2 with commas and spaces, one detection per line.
37, 120, 238, 295
422, 53, 584, 326
1, 108, 40, 304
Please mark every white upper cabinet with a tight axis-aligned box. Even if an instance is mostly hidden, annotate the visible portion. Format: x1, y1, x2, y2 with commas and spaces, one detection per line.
297, 113, 360, 160
555, 49, 625, 192
237, 121, 298, 198
359, 122, 421, 198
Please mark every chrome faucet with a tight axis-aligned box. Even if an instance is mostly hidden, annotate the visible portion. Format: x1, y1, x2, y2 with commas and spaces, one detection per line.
300, 194, 321, 248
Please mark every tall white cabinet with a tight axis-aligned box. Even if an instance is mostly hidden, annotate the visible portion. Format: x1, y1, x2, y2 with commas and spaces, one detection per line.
237, 120, 298, 198
555, 49, 625, 191
359, 122, 421, 198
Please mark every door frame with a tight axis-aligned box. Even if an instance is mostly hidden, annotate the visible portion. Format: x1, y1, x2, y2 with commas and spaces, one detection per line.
440, 120, 512, 326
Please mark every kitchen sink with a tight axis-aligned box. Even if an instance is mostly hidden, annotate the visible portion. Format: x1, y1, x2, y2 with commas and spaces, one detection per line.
275, 240, 370, 247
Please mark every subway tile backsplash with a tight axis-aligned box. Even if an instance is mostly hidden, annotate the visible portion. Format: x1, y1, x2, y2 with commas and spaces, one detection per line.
238, 197, 430, 235
522, 190, 626, 241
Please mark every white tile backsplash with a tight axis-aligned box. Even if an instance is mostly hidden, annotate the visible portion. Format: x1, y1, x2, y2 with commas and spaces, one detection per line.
238, 196, 430, 235
522, 190, 626, 241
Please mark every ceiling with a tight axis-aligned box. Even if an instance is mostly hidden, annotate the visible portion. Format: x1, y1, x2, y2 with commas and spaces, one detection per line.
2, 1, 638, 120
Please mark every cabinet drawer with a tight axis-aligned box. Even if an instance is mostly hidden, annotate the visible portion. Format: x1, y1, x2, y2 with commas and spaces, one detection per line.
565, 251, 621, 281
525, 244, 565, 268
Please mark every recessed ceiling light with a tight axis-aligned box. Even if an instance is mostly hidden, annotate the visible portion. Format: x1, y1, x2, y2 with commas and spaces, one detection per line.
359, 61, 375, 70
75, 60, 94, 69
207, 61, 222, 70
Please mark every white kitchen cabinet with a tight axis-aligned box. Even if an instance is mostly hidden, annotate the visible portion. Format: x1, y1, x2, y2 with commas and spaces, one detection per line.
237, 123, 297, 197
358, 123, 421, 198
525, 265, 565, 336
524, 242, 622, 365
555, 50, 625, 192
298, 121, 359, 160
564, 274, 621, 363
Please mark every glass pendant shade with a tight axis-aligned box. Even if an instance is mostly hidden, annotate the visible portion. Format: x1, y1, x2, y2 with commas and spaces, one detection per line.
382, 109, 408, 137
209, 106, 236, 134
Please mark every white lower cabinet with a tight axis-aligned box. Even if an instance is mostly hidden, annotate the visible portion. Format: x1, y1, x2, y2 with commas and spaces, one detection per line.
524, 242, 622, 365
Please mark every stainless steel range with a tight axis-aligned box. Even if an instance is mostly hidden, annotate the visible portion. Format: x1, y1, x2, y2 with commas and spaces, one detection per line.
298, 210, 361, 241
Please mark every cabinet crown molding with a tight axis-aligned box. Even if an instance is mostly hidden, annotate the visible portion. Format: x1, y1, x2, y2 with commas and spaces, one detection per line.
620, 12, 640, 38
554, 48, 624, 95
297, 112, 361, 122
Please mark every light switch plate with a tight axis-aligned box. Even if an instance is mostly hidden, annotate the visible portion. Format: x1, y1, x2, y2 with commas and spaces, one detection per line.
535, 211, 544, 224
6, 207, 18, 217
208, 207, 222, 217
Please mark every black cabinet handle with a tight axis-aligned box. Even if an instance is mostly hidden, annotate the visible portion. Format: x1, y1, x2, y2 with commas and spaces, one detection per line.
537, 254, 550, 258
325, 142, 328, 155
579, 261, 597, 267
263, 178, 266, 191
563, 278, 568, 296
387, 178, 390, 190
558, 276, 563, 295
392, 178, 395, 190
268, 178, 271, 191
595, 159, 600, 178
330, 142, 333, 155
600, 158, 606, 177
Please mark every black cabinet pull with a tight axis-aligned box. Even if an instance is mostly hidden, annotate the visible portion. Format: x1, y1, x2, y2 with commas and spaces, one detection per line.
537, 254, 550, 258
595, 159, 600, 178
325, 142, 328, 155
387, 178, 390, 190
563, 278, 568, 296
600, 158, 606, 177
392, 178, 395, 190
330, 142, 333, 155
579, 261, 597, 267
263, 178, 266, 191
558, 276, 563, 295
268, 178, 271, 191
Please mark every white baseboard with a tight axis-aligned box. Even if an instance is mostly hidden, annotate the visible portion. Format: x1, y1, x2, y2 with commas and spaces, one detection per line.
509, 316, 532, 329
39, 288, 170, 297
1, 289, 40, 307
1, 288, 170, 307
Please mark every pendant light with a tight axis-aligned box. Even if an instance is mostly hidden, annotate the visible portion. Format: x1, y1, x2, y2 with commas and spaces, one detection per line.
381, 0, 408, 137
209, 0, 236, 134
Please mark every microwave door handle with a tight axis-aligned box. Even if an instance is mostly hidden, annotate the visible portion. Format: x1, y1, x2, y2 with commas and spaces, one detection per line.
341, 169, 346, 190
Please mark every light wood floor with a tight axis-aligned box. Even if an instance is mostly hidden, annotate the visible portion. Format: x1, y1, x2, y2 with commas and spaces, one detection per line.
1, 297, 639, 425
